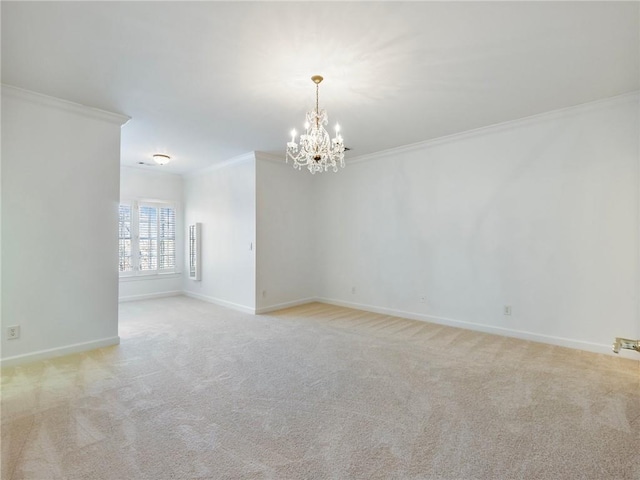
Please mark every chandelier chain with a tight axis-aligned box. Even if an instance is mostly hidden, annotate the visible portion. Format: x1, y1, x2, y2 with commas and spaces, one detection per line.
315, 83, 320, 129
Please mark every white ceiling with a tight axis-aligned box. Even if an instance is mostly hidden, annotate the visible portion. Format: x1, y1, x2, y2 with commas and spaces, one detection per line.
2, 2, 638, 174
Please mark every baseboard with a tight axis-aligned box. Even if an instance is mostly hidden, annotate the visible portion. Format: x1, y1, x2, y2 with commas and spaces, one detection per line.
256, 297, 317, 314
315, 297, 630, 357
119, 290, 183, 303
183, 291, 256, 314
1, 336, 121, 368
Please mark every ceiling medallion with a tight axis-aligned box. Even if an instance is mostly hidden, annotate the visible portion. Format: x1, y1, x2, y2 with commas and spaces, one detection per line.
286, 75, 345, 174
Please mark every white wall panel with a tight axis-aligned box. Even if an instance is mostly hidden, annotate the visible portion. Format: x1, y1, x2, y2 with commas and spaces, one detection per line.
255, 156, 316, 313
315, 94, 640, 356
183, 156, 256, 312
1, 87, 128, 364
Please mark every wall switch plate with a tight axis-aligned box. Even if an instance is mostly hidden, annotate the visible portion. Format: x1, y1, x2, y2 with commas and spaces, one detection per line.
7, 325, 20, 340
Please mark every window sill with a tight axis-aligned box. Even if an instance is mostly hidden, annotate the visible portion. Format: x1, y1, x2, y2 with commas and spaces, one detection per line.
119, 273, 182, 282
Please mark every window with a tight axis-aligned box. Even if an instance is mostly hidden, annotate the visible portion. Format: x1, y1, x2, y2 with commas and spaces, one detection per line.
119, 201, 176, 276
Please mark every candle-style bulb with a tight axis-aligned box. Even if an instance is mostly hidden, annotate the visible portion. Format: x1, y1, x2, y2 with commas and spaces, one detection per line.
335, 123, 341, 133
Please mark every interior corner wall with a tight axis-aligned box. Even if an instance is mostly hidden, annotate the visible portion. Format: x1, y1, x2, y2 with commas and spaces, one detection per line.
119, 166, 185, 301
1, 88, 126, 364
314, 94, 640, 356
182, 156, 256, 312
255, 157, 315, 313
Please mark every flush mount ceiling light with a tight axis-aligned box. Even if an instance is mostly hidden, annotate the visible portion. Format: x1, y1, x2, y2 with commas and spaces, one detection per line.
286, 75, 345, 174
152, 154, 171, 165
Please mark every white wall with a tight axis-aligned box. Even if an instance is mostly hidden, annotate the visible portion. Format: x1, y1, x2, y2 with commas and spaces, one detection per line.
255, 154, 316, 313
1, 86, 128, 365
315, 93, 640, 356
183, 155, 256, 312
4, 88, 635, 364
119, 166, 184, 301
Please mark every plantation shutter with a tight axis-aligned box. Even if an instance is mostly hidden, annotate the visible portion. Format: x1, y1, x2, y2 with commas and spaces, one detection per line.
159, 207, 176, 270
118, 204, 133, 273
138, 205, 158, 272
119, 201, 176, 276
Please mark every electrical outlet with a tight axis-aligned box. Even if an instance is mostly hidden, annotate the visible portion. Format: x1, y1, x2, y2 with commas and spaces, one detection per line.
420, 296, 426, 303
351, 286, 356, 294
7, 325, 20, 340
503, 305, 512, 316
262, 290, 266, 298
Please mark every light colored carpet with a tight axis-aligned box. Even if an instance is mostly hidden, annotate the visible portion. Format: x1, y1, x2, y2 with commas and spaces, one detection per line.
1, 296, 639, 479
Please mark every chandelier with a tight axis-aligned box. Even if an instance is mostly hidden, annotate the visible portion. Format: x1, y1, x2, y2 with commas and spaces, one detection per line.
286, 75, 345, 174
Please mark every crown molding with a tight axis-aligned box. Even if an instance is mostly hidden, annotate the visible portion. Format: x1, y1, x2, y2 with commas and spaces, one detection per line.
182, 151, 283, 179
1, 84, 130, 126
183, 151, 256, 179
348, 91, 640, 166
121, 164, 183, 179
255, 151, 285, 164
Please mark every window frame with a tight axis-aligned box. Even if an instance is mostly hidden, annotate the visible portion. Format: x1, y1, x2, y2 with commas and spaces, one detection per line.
119, 199, 177, 278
